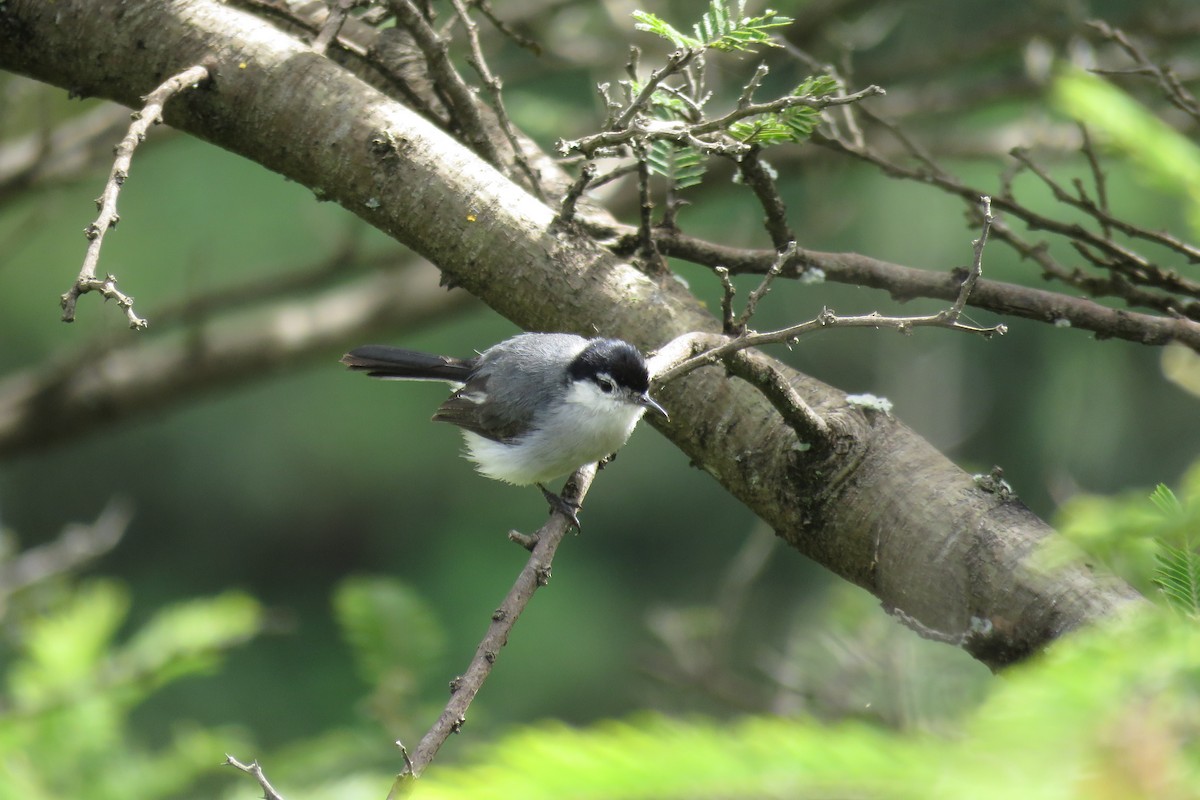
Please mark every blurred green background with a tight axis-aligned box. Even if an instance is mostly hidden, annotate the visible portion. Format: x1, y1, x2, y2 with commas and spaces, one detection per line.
1, 0, 1199, 795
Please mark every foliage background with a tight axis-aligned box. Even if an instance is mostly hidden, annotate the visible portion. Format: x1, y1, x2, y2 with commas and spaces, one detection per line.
1, 0, 1198, 796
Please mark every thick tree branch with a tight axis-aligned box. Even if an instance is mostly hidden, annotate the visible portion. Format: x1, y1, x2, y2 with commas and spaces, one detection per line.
0, 0, 1142, 671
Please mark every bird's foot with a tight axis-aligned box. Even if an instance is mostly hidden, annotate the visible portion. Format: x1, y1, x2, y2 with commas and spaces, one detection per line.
537, 483, 582, 530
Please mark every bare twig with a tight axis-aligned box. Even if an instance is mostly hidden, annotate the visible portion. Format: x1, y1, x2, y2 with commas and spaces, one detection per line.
1008, 147, 1200, 274
388, 0, 503, 167
654, 305, 1005, 387
224, 756, 286, 800
471, 0, 541, 55
448, 0, 545, 200
651, 228, 1200, 351
0, 500, 131, 600
311, 0, 360, 54
394, 465, 598, 782
714, 265, 737, 334
653, 216, 1004, 388
821, 124, 1200, 296
60, 64, 209, 328
736, 241, 794, 331
634, 144, 659, 267
553, 160, 595, 227
945, 196, 992, 323
736, 148, 794, 250
1089, 19, 1200, 125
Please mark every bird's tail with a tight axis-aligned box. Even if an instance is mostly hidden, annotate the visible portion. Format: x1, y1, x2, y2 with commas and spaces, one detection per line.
340, 345, 474, 382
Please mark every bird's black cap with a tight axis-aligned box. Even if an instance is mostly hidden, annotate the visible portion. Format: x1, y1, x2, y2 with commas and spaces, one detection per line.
567, 338, 651, 393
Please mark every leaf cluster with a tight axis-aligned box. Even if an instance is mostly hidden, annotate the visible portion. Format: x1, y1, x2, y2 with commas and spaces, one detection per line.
632, 0, 792, 53
616, 6, 839, 189
729, 74, 841, 145
0, 581, 262, 800
408, 609, 1200, 800
1056, 460, 1200, 616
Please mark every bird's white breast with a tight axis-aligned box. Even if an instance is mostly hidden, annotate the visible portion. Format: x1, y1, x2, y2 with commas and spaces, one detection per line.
461, 380, 645, 485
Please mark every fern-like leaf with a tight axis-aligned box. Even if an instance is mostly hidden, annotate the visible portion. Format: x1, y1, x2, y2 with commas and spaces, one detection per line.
1155, 541, 1200, 616
646, 140, 707, 189
729, 74, 838, 145
634, 1, 792, 53
1150, 483, 1183, 517
631, 11, 701, 50
729, 116, 794, 144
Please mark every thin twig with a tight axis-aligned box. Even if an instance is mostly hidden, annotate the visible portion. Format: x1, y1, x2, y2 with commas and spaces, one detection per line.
736, 241, 794, 331
0, 500, 131, 600
615, 48, 697, 131
650, 228, 1200, 350
945, 196, 992, 323
1089, 19, 1200, 125
1008, 147, 1200, 274
448, 0, 545, 200
715, 265, 737, 333
634, 144, 659, 267
562, 84, 884, 159
471, 0, 541, 55
311, 0, 360, 54
553, 161, 596, 227
388, 0, 503, 167
654, 305, 1006, 387
224, 756, 286, 800
736, 149, 794, 250
1077, 124, 1112, 239
396, 465, 598, 781
61, 64, 209, 328
654, 216, 1004, 386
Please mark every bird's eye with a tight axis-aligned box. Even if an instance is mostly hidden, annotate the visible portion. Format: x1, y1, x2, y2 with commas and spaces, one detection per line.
597, 377, 615, 394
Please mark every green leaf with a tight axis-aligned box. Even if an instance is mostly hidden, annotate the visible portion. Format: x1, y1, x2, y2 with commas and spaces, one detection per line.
116, 590, 263, 689
333, 576, 445, 688
634, 2, 793, 53
1151, 483, 1183, 517
410, 715, 922, 800
729, 115, 794, 144
8, 580, 129, 704
646, 140, 707, 189
632, 11, 701, 50
1155, 542, 1200, 616
794, 73, 841, 98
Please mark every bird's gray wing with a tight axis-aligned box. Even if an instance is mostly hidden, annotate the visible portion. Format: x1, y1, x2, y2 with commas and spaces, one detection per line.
432, 373, 533, 442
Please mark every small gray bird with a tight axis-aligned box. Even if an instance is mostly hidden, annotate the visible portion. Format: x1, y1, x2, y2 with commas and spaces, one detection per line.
341, 333, 667, 525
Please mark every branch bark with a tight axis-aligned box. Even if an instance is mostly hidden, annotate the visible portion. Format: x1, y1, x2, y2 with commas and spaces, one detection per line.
0, 0, 1142, 668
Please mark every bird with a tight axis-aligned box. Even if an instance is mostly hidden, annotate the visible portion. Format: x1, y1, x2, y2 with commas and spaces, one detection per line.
341, 332, 667, 527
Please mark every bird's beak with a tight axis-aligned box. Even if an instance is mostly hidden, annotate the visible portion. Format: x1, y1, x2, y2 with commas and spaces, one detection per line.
640, 393, 669, 420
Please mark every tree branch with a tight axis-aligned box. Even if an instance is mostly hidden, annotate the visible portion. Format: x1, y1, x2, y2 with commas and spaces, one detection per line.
224, 756, 286, 800
397, 465, 596, 780
60, 64, 209, 328
0, 264, 476, 457
0, 500, 131, 600
650, 230, 1200, 351
0, 0, 1141, 670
